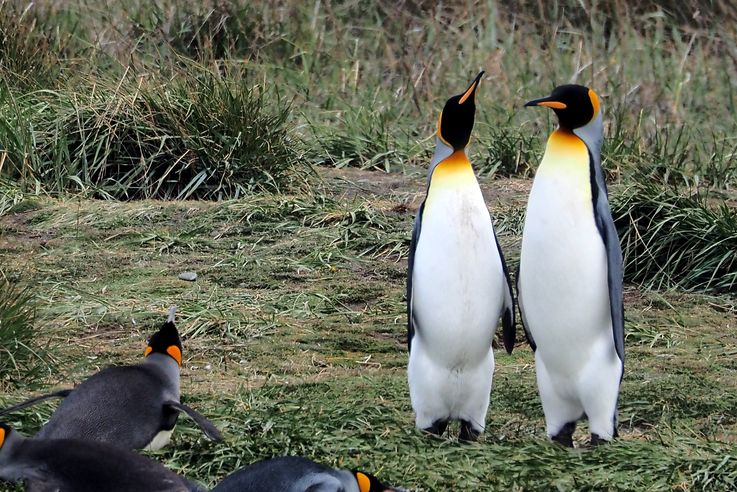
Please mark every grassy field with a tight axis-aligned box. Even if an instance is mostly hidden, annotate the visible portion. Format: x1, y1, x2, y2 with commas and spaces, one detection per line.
1, 1, 737, 490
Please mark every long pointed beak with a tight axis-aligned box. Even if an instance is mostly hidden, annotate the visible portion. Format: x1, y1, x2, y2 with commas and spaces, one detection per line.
525, 96, 567, 109
459, 71, 485, 105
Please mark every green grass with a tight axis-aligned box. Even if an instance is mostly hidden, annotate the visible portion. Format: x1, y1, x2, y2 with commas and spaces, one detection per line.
0, 0, 736, 490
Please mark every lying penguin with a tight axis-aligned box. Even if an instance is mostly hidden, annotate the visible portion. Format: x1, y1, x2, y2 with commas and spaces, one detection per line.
0, 307, 221, 450
0, 422, 206, 492
211, 456, 405, 492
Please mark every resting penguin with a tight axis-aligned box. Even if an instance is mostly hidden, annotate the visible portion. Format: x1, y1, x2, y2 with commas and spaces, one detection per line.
0, 307, 222, 451
407, 71, 516, 441
519, 85, 624, 446
0, 423, 206, 492
211, 456, 405, 492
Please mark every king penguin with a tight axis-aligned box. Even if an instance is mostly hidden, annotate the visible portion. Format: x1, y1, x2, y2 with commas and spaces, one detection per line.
407, 71, 516, 441
0, 423, 206, 492
519, 85, 624, 446
211, 456, 405, 492
0, 307, 222, 452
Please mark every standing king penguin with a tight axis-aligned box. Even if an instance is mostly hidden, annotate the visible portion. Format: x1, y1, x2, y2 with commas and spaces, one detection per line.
407, 71, 516, 441
519, 85, 624, 446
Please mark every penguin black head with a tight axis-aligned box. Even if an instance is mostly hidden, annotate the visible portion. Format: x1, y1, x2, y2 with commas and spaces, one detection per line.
437, 71, 484, 150
525, 84, 601, 131
144, 307, 182, 366
353, 470, 400, 492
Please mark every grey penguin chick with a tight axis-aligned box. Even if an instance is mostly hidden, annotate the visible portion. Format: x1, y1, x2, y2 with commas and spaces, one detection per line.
0, 307, 222, 450
0, 423, 206, 492
212, 456, 406, 492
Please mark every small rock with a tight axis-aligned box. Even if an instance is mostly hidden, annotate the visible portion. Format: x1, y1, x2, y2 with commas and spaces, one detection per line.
178, 271, 198, 282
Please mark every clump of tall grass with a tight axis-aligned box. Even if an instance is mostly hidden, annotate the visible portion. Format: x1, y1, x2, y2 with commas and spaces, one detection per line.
613, 182, 737, 294
0, 69, 306, 199
0, 277, 48, 388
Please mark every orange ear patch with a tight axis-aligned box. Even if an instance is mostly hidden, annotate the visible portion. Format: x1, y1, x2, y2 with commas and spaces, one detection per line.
0, 427, 5, 448
166, 345, 182, 366
588, 88, 600, 117
356, 472, 371, 492
144, 346, 153, 357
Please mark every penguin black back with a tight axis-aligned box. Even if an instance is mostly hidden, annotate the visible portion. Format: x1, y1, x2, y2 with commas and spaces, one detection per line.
0, 423, 202, 492
212, 456, 404, 492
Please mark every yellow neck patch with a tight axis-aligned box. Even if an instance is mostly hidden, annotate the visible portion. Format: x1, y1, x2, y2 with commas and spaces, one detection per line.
424, 150, 477, 213
588, 88, 600, 118
144, 346, 153, 357
166, 345, 182, 366
356, 472, 371, 492
0, 427, 5, 448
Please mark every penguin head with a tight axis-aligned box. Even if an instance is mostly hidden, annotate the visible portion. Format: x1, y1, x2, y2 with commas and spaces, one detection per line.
144, 307, 182, 366
436, 71, 484, 150
353, 470, 404, 492
525, 84, 601, 131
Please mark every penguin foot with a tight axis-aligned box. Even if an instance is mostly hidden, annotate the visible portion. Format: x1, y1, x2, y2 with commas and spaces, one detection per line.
422, 419, 449, 438
589, 433, 612, 447
458, 420, 481, 443
551, 421, 576, 448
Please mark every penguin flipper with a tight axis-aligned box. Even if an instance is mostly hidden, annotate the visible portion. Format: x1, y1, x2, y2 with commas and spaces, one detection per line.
494, 232, 516, 354
589, 157, 625, 364
164, 401, 223, 442
0, 389, 73, 417
515, 265, 537, 351
406, 201, 425, 353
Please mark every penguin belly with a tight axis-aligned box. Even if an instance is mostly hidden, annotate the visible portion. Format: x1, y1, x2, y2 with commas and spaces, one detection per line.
410, 184, 505, 429
519, 159, 621, 436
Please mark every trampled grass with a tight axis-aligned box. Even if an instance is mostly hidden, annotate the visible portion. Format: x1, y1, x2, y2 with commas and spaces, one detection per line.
1, 0, 736, 491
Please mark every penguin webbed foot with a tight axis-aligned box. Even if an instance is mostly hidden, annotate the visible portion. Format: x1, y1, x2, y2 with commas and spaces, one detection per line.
589, 433, 613, 447
551, 421, 577, 448
458, 420, 481, 443
422, 419, 449, 438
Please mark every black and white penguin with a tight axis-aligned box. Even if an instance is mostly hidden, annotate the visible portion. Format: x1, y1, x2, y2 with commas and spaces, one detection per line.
407, 72, 516, 441
519, 84, 624, 446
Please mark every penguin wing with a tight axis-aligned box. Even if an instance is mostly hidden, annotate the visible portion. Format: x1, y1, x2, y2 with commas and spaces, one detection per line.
0, 389, 72, 417
515, 265, 537, 351
590, 157, 625, 363
406, 201, 425, 353
494, 232, 516, 354
164, 401, 223, 441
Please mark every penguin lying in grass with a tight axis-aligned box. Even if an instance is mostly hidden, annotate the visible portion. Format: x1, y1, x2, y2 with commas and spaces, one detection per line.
0, 307, 222, 451
0, 423, 206, 492
519, 85, 624, 446
211, 456, 405, 492
407, 71, 516, 441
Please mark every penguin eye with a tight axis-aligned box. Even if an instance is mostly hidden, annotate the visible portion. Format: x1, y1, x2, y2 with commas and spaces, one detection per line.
166, 345, 182, 366
144, 346, 153, 357
355, 472, 371, 492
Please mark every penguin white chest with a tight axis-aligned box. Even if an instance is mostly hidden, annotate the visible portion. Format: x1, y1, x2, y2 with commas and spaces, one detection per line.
519, 131, 612, 373
412, 162, 504, 365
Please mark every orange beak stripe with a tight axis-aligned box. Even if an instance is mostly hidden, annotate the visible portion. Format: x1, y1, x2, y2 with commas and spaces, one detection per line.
356, 472, 371, 492
144, 346, 153, 357
538, 101, 567, 109
166, 345, 182, 366
458, 81, 478, 105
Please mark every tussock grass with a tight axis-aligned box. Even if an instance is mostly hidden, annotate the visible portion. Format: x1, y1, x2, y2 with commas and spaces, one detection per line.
0, 277, 49, 389
614, 183, 737, 294
0, 69, 305, 199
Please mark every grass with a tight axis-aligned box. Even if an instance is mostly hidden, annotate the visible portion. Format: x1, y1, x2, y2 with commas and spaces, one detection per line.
0, 0, 736, 490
